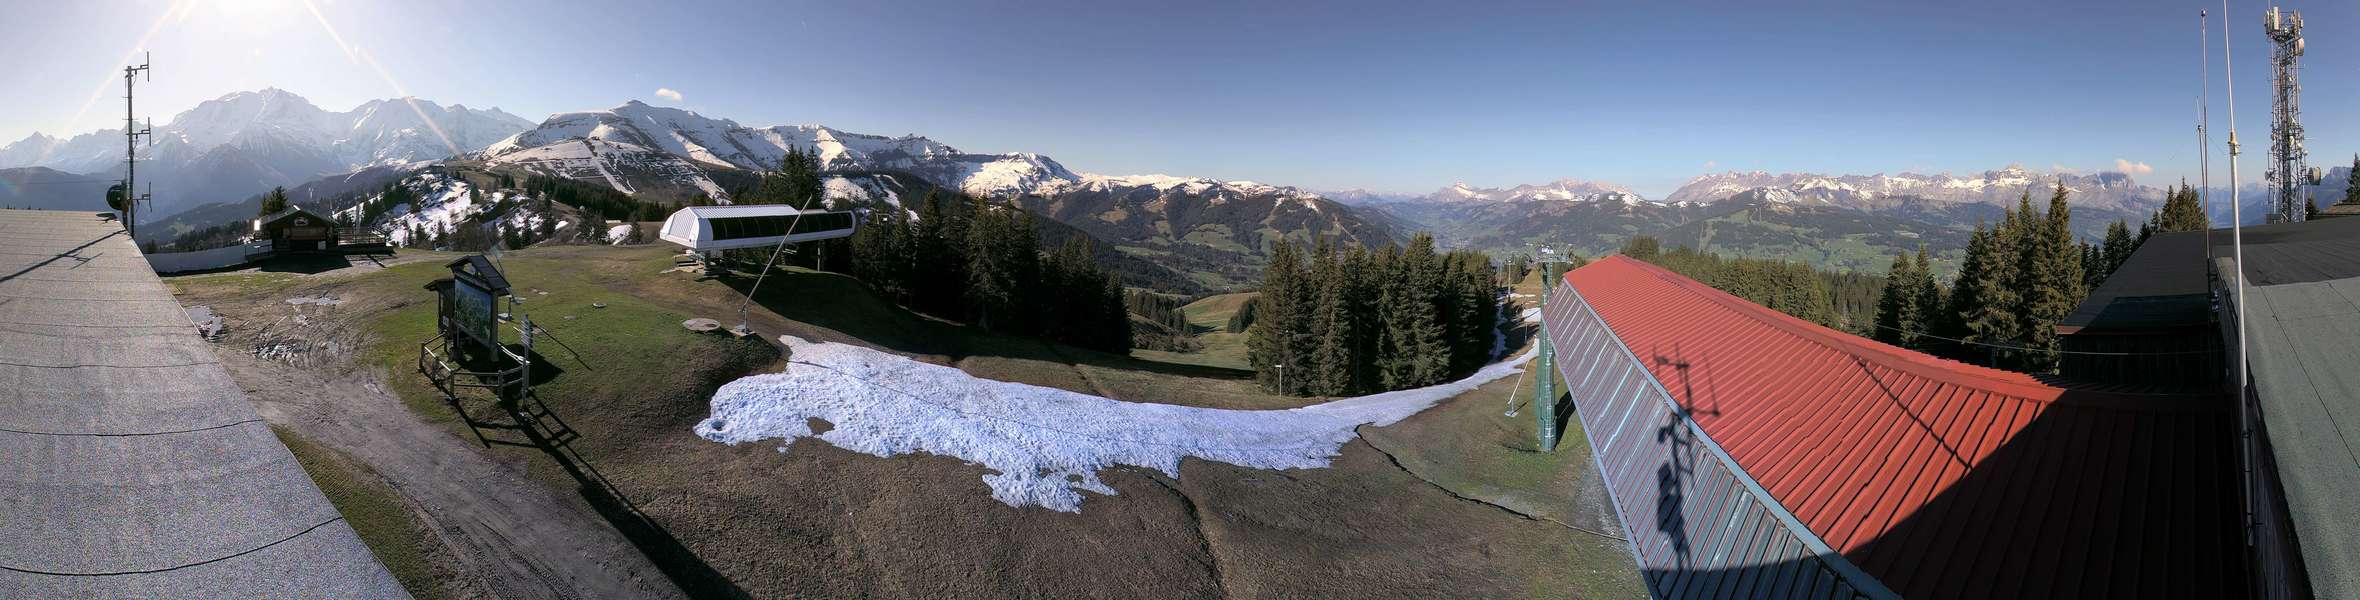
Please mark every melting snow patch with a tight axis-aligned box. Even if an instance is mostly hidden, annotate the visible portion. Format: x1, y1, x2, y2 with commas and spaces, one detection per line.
696, 335, 1538, 512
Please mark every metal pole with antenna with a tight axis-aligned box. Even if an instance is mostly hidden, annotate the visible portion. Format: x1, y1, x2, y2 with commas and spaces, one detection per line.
2200, 10, 2212, 263
2221, 0, 2256, 550
121, 52, 151, 238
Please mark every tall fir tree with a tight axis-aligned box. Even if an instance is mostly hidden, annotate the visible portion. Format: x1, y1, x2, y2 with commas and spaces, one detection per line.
2015, 182, 2084, 372
1910, 247, 1946, 351
1873, 252, 1922, 346
1306, 239, 1358, 396
1378, 235, 1451, 389
258, 186, 289, 216
1247, 238, 1310, 395
2155, 181, 2208, 232
2345, 155, 2360, 206
1960, 210, 2023, 367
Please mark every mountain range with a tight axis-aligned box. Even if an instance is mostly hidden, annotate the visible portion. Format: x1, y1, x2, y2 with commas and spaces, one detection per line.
479, 100, 1400, 288
16, 87, 2344, 285
0, 88, 532, 218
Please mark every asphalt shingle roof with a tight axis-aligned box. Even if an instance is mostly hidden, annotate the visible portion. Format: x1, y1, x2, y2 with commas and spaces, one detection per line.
2237, 270, 2360, 598
0, 209, 404, 598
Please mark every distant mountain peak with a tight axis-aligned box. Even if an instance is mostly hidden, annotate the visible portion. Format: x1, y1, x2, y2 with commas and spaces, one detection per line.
1662, 165, 2160, 212
0, 87, 534, 220
1415, 178, 1643, 204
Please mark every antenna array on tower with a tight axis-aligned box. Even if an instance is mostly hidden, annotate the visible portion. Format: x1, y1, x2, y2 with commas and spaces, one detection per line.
2263, 6, 2307, 223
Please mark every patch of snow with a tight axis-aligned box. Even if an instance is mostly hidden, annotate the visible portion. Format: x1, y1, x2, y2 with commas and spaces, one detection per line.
607, 224, 635, 245
695, 336, 1540, 512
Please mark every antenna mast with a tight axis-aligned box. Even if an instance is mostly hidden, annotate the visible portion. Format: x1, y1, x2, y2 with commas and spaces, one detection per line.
2263, 5, 2307, 223
121, 53, 152, 237
2200, 10, 2212, 261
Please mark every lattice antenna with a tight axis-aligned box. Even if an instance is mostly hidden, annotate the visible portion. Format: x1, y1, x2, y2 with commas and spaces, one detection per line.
2263, 7, 2307, 223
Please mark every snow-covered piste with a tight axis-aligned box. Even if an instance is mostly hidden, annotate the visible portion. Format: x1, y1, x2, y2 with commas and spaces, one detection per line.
696, 336, 1539, 512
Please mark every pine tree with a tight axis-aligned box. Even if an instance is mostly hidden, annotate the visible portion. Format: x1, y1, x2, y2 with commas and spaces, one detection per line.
1378, 235, 1451, 389
1306, 239, 1357, 396
2155, 181, 2207, 232
1911, 247, 1945, 351
2099, 220, 2134, 280
1957, 212, 2022, 367
1620, 235, 1661, 260
1874, 252, 1917, 346
1247, 238, 1309, 395
2345, 155, 2360, 206
258, 186, 289, 216
2015, 183, 2084, 372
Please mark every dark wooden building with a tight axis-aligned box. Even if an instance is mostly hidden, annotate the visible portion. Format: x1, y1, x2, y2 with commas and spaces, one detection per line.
252, 207, 340, 253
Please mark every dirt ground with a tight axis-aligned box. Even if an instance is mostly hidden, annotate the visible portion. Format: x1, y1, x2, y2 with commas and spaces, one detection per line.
170, 245, 1645, 599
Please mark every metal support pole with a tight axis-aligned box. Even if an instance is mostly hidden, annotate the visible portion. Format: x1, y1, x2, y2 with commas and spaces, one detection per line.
1534, 261, 1558, 452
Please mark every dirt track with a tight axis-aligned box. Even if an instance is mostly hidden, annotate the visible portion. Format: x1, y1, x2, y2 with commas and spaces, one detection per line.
219, 351, 682, 600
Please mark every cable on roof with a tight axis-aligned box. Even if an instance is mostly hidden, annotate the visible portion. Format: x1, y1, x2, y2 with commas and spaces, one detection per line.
1866, 323, 2220, 356
0, 516, 346, 576
0, 418, 261, 438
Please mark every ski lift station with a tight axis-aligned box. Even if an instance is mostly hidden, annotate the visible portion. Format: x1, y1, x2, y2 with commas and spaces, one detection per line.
658, 205, 858, 252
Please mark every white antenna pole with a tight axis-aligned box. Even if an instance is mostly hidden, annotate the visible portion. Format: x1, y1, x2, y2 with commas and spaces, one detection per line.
2223, 0, 2257, 551
2200, 10, 2213, 262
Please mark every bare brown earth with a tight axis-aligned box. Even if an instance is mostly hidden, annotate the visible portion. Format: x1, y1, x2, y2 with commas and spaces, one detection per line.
170, 245, 1644, 599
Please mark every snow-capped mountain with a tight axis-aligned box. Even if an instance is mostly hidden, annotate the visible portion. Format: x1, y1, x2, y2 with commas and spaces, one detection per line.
1663, 166, 2159, 212
1315, 188, 1418, 205
0, 88, 533, 218
480, 100, 1079, 201
1420, 178, 1642, 205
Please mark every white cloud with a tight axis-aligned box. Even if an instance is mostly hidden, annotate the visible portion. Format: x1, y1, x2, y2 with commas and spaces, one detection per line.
654, 87, 683, 102
2112, 159, 2154, 176
1702, 160, 1719, 170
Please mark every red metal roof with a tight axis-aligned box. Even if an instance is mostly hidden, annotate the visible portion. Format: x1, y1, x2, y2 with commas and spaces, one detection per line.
1562, 256, 2247, 599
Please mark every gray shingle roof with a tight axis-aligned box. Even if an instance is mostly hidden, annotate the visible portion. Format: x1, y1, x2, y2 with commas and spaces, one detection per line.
0, 209, 404, 598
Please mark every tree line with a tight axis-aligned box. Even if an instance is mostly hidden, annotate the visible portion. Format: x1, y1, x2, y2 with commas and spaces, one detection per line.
1246, 234, 1501, 397
848, 191, 1132, 353
1617, 236, 1856, 331
1873, 181, 2206, 373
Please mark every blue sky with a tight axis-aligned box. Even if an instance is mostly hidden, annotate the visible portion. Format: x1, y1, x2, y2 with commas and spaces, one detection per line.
1, 0, 2352, 198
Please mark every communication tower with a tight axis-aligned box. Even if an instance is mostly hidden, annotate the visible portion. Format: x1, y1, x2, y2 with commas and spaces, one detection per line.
2263, 6, 2309, 223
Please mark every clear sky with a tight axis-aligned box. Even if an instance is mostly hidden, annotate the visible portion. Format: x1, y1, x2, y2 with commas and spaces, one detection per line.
1, 0, 2352, 198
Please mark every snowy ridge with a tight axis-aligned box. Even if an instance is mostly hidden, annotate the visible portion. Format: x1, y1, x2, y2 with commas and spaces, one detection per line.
1412, 178, 1646, 205
695, 335, 1539, 512
1664, 165, 2156, 210
1, 88, 531, 176
482, 100, 1083, 199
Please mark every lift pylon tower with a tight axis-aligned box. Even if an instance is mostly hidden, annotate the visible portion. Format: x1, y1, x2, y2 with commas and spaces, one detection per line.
2263, 6, 2308, 223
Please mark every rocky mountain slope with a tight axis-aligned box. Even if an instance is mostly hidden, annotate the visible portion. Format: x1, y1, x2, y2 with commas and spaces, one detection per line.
0, 89, 531, 219
482, 102, 1400, 289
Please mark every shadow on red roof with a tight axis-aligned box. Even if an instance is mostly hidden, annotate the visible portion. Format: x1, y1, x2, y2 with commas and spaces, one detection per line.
1564, 255, 2247, 599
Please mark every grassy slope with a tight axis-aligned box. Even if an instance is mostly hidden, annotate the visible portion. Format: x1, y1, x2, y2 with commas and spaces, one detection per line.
271, 426, 448, 600
1131, 291, 1255, 371
194, 246, 1640, 598
1359, 268, 1645, 597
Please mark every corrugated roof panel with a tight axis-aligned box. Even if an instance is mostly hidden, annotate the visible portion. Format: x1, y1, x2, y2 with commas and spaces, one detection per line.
1550, 256, 2246, 599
